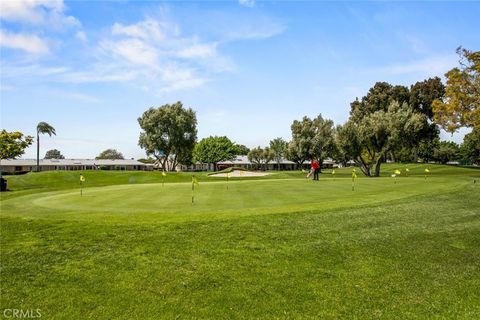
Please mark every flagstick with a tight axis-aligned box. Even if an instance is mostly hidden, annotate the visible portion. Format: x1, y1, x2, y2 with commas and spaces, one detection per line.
80, 181, 83, 196
192, 175, 196, 204
226, 174, 229, 190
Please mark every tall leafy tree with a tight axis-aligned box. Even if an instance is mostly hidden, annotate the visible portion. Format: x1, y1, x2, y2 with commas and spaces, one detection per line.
289, 114, 336, 171
0, 130, 33, 160
247, 146, 264, 170
36, 122, 56, 172
247, 146, 274, 170
269, 137, 288, 170
433, 141, 461, 164
350, 82, 410, 120
410, 77, 445, 119
235, 144, 250, 155
96, 149, 124, 160
192, 136, 238, 171
433, 47, 480, 133
138, 102, 197, 171
44, 149, 65, 159
418, 137, 440, 163
461, 128, 480, 165
337, 102, 425, 176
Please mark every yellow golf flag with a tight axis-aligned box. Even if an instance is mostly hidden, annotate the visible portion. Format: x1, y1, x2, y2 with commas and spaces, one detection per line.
425, 168, 430, 173
406, 168, 410, 172
192, 176, 199, 187
332, 170, 336, 175
394, 170, 401, 175
80, 174, 85, 182
162, 170, 166, 177
352, 168, 357, 179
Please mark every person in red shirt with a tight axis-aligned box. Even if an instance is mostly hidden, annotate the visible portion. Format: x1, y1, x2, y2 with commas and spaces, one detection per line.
311, 159, 320, 180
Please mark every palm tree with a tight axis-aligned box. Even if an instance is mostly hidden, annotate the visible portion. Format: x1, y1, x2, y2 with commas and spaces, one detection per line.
36, 122, 56, 172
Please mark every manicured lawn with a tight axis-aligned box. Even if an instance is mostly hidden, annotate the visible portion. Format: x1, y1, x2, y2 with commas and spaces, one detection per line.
1, 165, 479, 319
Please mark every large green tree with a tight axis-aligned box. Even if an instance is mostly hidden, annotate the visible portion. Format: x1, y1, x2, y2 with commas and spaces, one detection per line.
269, 137, 288, 170
235, 144, 250, 155
433, 47, 480, 133
461, 128, 480, 165
350, 82, 410, 120
337, 102, 425, 176
138, 102, 197, 171
44, 149, 65, 159
96, 149, 124, 160
288, 114, 336, 172
192, 136, 238, 171
36, 122, 56, 172
410, 77, 445, 119
433, 141, 461, 164
247, 146, 274, 170
0, 130, 33, 160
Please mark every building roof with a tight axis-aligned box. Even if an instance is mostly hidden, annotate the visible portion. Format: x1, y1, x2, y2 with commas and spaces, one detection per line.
0, 159, 152, 166
216, 156, 336, 165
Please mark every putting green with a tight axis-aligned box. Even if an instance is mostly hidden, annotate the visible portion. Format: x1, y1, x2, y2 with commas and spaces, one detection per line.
1, 176, 470, 223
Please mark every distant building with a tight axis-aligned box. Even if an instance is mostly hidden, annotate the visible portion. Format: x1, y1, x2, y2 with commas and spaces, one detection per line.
180, 156, 337, 171
0, 159, 153, 174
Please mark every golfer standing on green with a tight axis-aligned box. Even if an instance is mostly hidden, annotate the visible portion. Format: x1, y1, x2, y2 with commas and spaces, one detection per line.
311, 159, 320, 181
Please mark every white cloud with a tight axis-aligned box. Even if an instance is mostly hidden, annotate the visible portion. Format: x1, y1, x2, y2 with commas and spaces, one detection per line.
379, 55, 458, 76
75, 31, 87, 43
0, 29, 49, 54
239, 0, 255, 8
0, 10, 283, 93
99, 38, 159, 67
112, 19, 170, 42
178, 43, 217, 59
0, 0, 80, 28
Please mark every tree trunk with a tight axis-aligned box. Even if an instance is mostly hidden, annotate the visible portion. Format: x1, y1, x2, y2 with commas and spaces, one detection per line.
36, 133, 40, 172
413, 148, 419, 163
356, 157, 371, 177
374, 156, 383, 177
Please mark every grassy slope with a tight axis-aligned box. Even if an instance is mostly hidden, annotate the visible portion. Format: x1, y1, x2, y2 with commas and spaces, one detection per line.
1, 164, 479, 319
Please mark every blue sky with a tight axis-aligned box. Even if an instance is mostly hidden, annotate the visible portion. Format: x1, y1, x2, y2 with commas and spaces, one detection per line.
1, 0, 478, 159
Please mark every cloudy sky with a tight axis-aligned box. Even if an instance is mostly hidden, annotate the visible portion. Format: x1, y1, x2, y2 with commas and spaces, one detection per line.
1, 0, 478, 159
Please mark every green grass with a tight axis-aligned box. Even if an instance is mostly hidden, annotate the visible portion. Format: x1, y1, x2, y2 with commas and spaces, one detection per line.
1, 164, 479, 319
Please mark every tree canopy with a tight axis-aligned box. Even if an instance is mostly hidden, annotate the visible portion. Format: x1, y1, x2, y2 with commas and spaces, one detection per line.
138, 102, 197, 171
235, 144, 250, 155
36, 121, 56, 172
269, 137, 288, 170
409, 77, 445, 119
288, 114, 336, 170
44, 149, 65, 159
433, 47, 480, 133
0, 130, 33, 160
337, 102, 425, 176
248, 146, 274, 170
192, 136, 238, 171
96, 149, 124, 160
350, 82, 410, 120
461, 128, 480, 165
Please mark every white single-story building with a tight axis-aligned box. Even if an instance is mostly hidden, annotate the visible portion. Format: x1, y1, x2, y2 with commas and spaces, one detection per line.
0, 159, 154, 174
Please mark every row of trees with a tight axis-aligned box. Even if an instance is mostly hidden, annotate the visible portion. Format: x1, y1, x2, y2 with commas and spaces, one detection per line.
136, 48, 478, 175
44, 148, 126, 160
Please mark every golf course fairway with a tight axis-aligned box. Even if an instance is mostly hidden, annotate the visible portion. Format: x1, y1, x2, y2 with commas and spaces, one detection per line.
1, 165, 479, 319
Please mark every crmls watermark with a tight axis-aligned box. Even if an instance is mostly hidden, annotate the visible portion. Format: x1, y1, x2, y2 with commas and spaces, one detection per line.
2, 309, 41, 319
